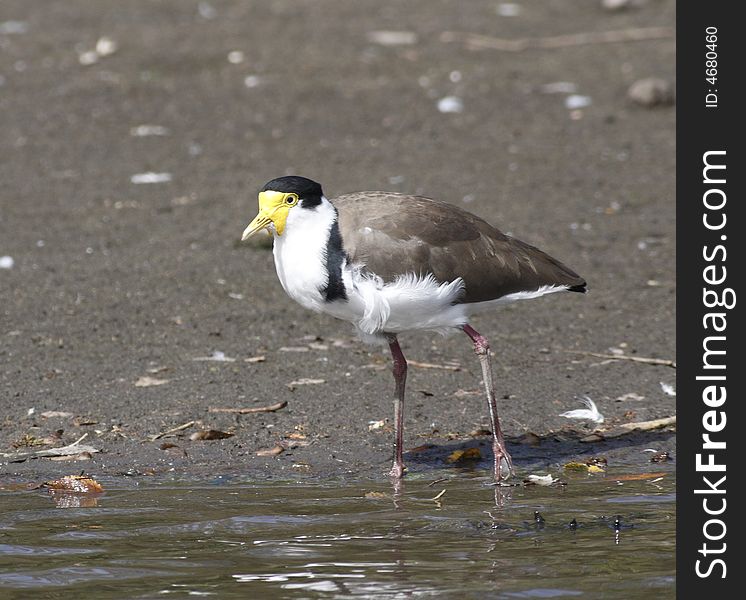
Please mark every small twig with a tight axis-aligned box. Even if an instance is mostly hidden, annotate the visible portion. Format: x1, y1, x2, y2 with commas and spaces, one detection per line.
611, 416, 676, 435
68, 433, 88, 447
427, 477, 449, 488
408, 360, 461, 371
208, 401, 288, 414
429, 489, 447, 502
441, 26, 674, 53
150, 420, 196, 441
566, 351, 676, 368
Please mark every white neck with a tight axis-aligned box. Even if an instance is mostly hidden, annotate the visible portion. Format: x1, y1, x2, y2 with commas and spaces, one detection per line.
272, 196, 338, 313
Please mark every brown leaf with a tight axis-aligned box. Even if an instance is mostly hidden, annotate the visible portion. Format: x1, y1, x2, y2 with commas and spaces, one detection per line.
244, 355, 266, 363
469, 428, 493, 437
256, 445, 285, 457
48, 451, 93, 462
408, 444, 436, 454
43, 475, 104, 493
446, 447, 482, 463
189, 430, 234, 441
73, 416, 98, 426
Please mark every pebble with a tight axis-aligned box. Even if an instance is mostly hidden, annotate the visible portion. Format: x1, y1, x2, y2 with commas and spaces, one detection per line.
437, 96, 463, 113
627, 77, 675, 107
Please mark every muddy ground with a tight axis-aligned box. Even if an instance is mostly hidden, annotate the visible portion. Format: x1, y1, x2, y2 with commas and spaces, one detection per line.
1, 1, 675, 483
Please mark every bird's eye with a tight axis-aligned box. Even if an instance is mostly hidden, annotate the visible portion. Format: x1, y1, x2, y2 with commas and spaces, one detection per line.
285, 194, 299, 205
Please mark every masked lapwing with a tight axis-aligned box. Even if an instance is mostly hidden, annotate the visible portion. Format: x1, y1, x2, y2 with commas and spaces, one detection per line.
242, 176, 586, 482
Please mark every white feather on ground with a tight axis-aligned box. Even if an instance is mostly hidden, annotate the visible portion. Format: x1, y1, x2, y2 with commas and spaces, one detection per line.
660, 382, 676, 397
559, 396, 605, 424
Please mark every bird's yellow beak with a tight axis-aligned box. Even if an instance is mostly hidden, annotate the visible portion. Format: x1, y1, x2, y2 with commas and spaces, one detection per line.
241, 191, 298, 240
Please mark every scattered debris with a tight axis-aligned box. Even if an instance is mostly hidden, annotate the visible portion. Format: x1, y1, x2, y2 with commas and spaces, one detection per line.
130, 125, 170, 137
366, 30, 418, 46
192, 351, 236, 362
660, 382, 676, 396
616, 392, 645, 402
190, 429, 234, 441
287, 378, 325, 390
559, 396, 605, 424
628, 77, 675, 107
440, 26, 674, 52
516, 431, 542, 446
601, 0, 648, 11
496, 3, 521, 17
244, 355, 266, 363
429, 489, 447, 502
209, 401, 287, 414
563, 460, 606, 474
523, 474, 559, 486
130, 172, 172, 184
43, 475, 104, 494
566, 350, 676, 368
135, 376, 169, 387
565, 94, 592, 109
35, 434, 100, 458
613, 472, 666, 482
256, 445, 285, 457
437, 96, 464, 113
77, 36, 118, 65
150, 420, 195, 441
650, 451, 671, 463
227, 50, 245, 64
41, 411, 74, 419
278, 346, 309, 353
603, 416, 676, 438
368, 419, 388, 431
0, 20, 29, 34
540, 81, 577, 94
160, 443, 188, 458
409, 360, 461, 371
446, 447, 482, 463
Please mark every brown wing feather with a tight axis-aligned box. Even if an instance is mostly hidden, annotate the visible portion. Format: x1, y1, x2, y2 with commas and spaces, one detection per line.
332, 192, 586, 304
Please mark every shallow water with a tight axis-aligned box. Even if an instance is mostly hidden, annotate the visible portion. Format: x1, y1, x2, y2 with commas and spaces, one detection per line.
0, 470, 675, 598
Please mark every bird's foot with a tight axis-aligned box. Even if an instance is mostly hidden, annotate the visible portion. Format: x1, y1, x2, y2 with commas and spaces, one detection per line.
493, 443, 515, 483
388, 462, 406, 479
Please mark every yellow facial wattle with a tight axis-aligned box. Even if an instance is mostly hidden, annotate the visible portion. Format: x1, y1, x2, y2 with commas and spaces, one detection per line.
241, 190, 299, 239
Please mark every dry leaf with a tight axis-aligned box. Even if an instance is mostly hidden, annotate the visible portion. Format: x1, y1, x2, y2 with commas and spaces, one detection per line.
43, 475, 104, 493
189, 430, 234, 441
287, 378, 325, 389
446, 447, 482, 463
364, 491, 389, 499
135, 376, 169, 387
563, 461, 606, 473
73, 416, 98, 426
48, 452, 93, 462
244, 355, 266, 363
256, 445, 285, 456
613, 472, 666, 481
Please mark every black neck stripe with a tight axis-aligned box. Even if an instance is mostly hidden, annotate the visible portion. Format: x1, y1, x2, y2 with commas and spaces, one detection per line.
322, 218, 348, 302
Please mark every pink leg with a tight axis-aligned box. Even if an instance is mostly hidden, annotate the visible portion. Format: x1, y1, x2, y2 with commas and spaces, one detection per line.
387, 336, 407, 478
462, 324, 514, 482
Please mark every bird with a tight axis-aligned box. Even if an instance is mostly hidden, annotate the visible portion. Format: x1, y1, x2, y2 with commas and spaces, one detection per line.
241, 176, 586, 482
